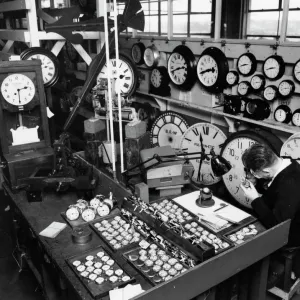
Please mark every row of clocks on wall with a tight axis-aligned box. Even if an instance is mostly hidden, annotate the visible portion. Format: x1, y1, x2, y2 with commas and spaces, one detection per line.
149, 111, 300, 209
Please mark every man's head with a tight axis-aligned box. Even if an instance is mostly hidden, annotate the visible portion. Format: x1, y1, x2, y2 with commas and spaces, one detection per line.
242, 143, 280, 180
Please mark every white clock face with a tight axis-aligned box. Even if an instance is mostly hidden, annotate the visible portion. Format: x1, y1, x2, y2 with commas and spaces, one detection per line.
275, 109, 286, 122
151, 69, 162, 88
144, 47, 156, 67
250, 75, 264, 90
151, 112, 189, 149
238, 82, 250, 96
97, 57, 134, 96
168, 52, 188, 85
237, 55, 253, 75
278, 81, 294, 97
280, 136, 300, 162
97, 204, 110, 217
179, 123, 227, 185
197, 55, 218, 87
1, 74, 35, 106
81, 208, 96, 222
222, 137, 257, 208
66, 206, 80, 221
263, 86, 277, 101
226, 71, 238, 85
292, 112, 300, 126
263, 57, 280, 79
90, 198, 101, 209
293, 60, 300, 82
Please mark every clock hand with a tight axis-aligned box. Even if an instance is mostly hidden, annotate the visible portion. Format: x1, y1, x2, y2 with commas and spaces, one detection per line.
200, 67, 215, 75
197, 155, 203, 182
266, 67, 276, 70
171, 66, 186, 72
240, 63, 249, 66
199, 133, 205, 154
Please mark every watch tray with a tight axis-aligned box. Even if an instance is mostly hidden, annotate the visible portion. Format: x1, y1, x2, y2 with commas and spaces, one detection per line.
66, 246, 135, 299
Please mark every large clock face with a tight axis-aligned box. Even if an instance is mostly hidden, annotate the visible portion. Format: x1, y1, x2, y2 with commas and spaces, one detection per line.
150, 112, 189, 149
179, 123, 226, 185
168, 52, 188, 85
237, 53, 257, 76
280, 134, 300, 162
197, 55, 218, 87
1, 74, 35, 106
263, 55, 285, 80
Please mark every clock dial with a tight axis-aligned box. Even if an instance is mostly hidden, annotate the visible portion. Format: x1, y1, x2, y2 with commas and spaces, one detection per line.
274, 105, 292, 123
237, 81, 251, 96
197, 55, 218, 87
81, 207, 96, 222
144, 45, 160, 68
237, 53, 257, 76
66, 206, 80, 221
263, 55, 285, 80
168, 52, 188, 85
278, 80, 295, 98
151, 68, 162, 88
293, 59, 300, 83
149, 66, 170, 96
280, 133, 300, 162
179, 123, 227, 185
97, 204, 110, 217
150, 112, 189, 149
292, 109, 300, 127
226, 70, 239, 86
263, 85, 278, 101
131, 42, 146, 65
1, 74, 35, 106
250, 74, 265, 91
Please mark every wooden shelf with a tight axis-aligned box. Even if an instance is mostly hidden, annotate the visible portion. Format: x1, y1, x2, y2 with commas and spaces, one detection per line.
136, 91, 300, 135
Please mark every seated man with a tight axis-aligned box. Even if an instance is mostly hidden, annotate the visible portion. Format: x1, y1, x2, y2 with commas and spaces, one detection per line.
240, 143, 300, 279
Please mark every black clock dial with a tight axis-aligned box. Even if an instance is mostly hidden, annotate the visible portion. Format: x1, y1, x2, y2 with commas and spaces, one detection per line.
237, 81, 251, 96
274, 105, 292, 124
131, 42, 146, 65
263, 55, 285, 81
237, 53, 257, 76
278, 79, 295, 99
149, 66, 170, 97
263, 85, 278, 101
250, 74, 265, 91
292, 109, 300, 127
226, 70, 239, 86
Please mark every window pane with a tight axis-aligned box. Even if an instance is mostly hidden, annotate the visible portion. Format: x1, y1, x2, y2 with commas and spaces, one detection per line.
173, 0, 188, 14
142, 2, 150, 14
191, 0, 212, 13
190, 14, 211, 34
161, 1, 168, 14
117, 4, 125, 14
249, 0, 280, 10
144, 15, 158, 33
289, 0, 300, 9
161, 15, 168, 34
173, 14, 188, 34
150, 1, 158, 14
247, 11, 281, 36
287, 11, 300, 36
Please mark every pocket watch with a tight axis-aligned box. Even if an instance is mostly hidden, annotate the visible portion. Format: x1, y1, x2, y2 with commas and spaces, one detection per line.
278, 80, 295, 99
250, 74, 265, 92
263, 85, 278, 101
131, 42, 146, 65
237, 52, 257, 76
179, 123, 227, 185
237, 81, 251, 96
82, 206, 96, 222
263, 55, 285, 80
293, 59, 300, 83
66, 205, 80, 221
274, 105, 292, 124
167, 45, 197, 91
226, 70, 239, 86
292, 109, 300, 127
280, 133, 300, 161
20, 47, 60, 88
97, 193, 115, 217
144, 44, 160, 68
76, 199, 88, 214
90, 194, 105, 209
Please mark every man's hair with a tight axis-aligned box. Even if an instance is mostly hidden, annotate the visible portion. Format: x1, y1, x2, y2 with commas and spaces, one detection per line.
242, 143, 278, 172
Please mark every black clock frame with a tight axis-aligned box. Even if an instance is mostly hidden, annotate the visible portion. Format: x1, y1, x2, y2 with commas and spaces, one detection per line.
292, 109, 300, 126
262, 55, 285, 81
237, 52, 257, 76
131, 42, 146, 65
278, 79, 295, 99
149, 66, 171, 97
263, 85, 278, 101
293, 59, 300, 83
274, 105, 292, 124
250, 74, 266, 92
226, 70, 239, 87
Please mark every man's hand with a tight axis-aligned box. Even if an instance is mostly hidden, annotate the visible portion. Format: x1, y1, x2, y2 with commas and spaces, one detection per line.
240, 178, 261, 203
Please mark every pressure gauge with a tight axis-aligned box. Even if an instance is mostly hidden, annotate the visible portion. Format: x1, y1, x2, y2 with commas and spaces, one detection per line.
66, 205, 80, 221
263, 55, 285, 80
237, 81, 251, 96
278, 80, 295, 99
274, 105, 292, 124
263, 85, 278, 101
250, 74, 265, 92
81, 206, 96, 222
226, 70, 239, 86
292, 109, 300, 127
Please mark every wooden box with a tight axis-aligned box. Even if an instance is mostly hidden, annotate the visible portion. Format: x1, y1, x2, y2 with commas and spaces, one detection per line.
125, 121, 147, 138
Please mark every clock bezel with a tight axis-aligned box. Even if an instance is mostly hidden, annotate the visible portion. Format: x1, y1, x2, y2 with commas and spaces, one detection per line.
144, 44, 160, 68
262, 55, 285, 81
226, 70, 239, 87
278, 79, 295, 99
131, 42, 146, 65
263, 85, 278, 101
274, 105, 292, 124
250, 74, 266, 92
237, 52, 257, 76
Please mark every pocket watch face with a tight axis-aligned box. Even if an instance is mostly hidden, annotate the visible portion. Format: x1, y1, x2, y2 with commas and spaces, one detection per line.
237, 81, 251, 96
150, 69, 162, 88
168, 52, 188, 85
66, 206, 80, 221
263, 85, 277, 101
278, 80, 295, 98
196, 55, 218, 87
97, 204, 110, 217
82, 208, 96, 222
263, 55, 285, 80
1, 74, 35, 106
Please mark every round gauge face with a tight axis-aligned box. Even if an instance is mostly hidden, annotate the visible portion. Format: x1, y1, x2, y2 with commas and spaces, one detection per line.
226, 71, 239, 86
237, 81, 251, 96
1, 74, 35, 106
274, 108, 287, 123
168, 52, 188, 85
151, 112, 189, 149
263, 85, 277, 101
292, 110, 300, 127
151, 69, 162, 88
66, 207, 80, 221
131, 43, 145, 65
237, 53, 257, 76
179, 123, 227, 185
97, 204, 110, 217
293, 59, 300, 83
250, 74, 265, 91
196, 55, 218, 87
263, 56, 285, 80
81, 208, 96, 222
278, 80, 295, 98
280, 136, 300, 161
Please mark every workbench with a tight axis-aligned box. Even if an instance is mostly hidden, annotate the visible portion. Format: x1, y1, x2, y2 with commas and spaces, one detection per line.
3, 167, 290, 300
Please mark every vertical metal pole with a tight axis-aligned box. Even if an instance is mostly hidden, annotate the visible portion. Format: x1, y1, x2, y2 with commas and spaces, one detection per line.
167, 0, 173, 39
214, 0, 222, 40
280, 0, 290, 42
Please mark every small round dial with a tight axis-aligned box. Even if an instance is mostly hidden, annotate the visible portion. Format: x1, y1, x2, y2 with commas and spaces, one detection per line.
293, 59, 300, 83
292, 109, 300, 127
131, 42, 146, 65
278, 80, 295, 99
151, 68, 162, 88
97, 204, 111, 217
263, 85, 278, 101
1, 74, 35, 106
66, 206, 80, 221
144, 45, 160, 68
263, 55, 285, 80
237, 53, 257, 76
237, 81, 251, 96
274, 105, 292, 124
250, 74, 265, 91
81, 207, 96, 222
226, 70, 239, 86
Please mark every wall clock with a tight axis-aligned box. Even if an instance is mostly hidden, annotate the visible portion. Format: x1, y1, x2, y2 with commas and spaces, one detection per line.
280, 133, 300, 161
196, 47, 229, 93
167, 45, 197, 91
131, 42, 146, 65
226, 70, 239, 86
179, 123, 227, 185
150, 111, 189, 149
243, 99, 270, 121
144, 44, 160, 68
237, 52, 257, 76
221, 129, 283, 208
278, 79, 295, 99
96, 53, 138, 98
274, 105, 292, 124
293, 59, 300, 83
262, 55, 285, 81
20, 47, 60, 88
292, 109, 300, 127
250, 74, 265, 92
149, 66, 170, 96
237, 81, 251, 96
263, 85, 278, 101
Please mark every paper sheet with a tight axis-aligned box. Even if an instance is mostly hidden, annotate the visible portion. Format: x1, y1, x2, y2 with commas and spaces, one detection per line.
109, 284, 144, 300
39, 222, 67, 238
216, 205, 251, 223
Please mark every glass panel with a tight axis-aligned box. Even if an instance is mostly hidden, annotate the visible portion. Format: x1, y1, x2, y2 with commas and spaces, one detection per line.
161, 15, 168, 34
150, 1, 158, 14
143, 15, 158, 33
191, 0, 212, 13
289, 0, 300, 9
161, 1, 168, 14
190, 14, 211, 34
54, 0, 67, 8
249, 0, 280, 10
287, 11, 300, 36
142, 2, 150, 15
173, 0, 188, 14
173, 14, 188, 34
41, 0, 50, 8
247, 11, 281, 36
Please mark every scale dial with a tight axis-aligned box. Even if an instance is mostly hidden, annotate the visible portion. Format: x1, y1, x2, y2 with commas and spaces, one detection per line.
237, 81, 251, 96
226, 70, 239, 86
150, 112, 189, 148
66, 205, 80, 221
237, 53, 257, 76
263, 55, 285, 80
280, 133, 300, 161
293, 59, 300, 83
292, 109, 300, 127
263, 85, 278, 101
179, 123, 227, 185
1, 74, 35, 106
250, 74, 265, 91
81, 207, 96, 222
278, 80, 295, 99
274, 105, 292, 124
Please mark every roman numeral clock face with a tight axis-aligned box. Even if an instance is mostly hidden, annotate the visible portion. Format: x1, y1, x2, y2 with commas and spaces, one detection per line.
179, 123, 227, 185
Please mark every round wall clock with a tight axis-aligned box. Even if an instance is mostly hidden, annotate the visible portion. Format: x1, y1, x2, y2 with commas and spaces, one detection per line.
96, 53, 138, 97
280, 133, 300, 161
274, 105, 292, 124
20, 47, 60, 88
263, 85, 278, 101
150, 111, 189, 149
250, 74, 265, 92
179, 123, 227, 185
226, 70, 239, 86
167, 45, 197, 91
237, 81, 251, 96
262, 55, 285, 80
131, 42, 146, 65
149, 66, 170, 96
144, 44, 160, 68
292, 109, 300, 127
293, 59, 300, 83
278, 79, 295, 99
196, 47, 229, 93
237, 52, 257, 76
221, 129, 283, 208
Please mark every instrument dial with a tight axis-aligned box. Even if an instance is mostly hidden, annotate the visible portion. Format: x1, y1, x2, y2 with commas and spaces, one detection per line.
81, 207, 96, 222
293, 59, 300, 83
250, 74, 265, 91
292, 109, 300, 127
197, 55, 218, 87
274, 105, 292, 124
263, 85, 278, 101
237, 53, 257, 76
66, 206, 80, 221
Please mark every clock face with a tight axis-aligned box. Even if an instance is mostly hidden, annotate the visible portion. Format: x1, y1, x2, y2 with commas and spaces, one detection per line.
90, 198, 101, 209
97, 204, 110, 217
237, 53, 257, 76
196, 55, 218, 87
131, 42, 145, 65
1, 74, 35, 106
179, 123, 227, 185
168, 52, 188, 85
280, 135, 300, 162
278, 80, 295, 98
144, 45, 159, 68
250, 74, 265, 91
274, 105, 292, 123
263, 85, 278, 101
226, 71, 239, 86
81, 208, 96, 222
263, 55, 285, 80
66, 206, 80, 221
237, 81, 251, 96
292, 109, 300, 126
150, 112, 189, 149
293, 59, 300, 83
151, 69, 162, 88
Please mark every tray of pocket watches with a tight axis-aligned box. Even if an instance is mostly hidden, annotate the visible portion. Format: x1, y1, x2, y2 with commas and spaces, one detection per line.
123, 240, 189, 286
66, 246, 134, 299
151, 198, 197, 224
183, 220, 233, 254
90, 214, 145, 252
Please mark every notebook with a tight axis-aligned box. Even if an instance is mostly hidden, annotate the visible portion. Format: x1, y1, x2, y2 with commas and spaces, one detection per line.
216, 205, 250, 224
39, 222, 67, 238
